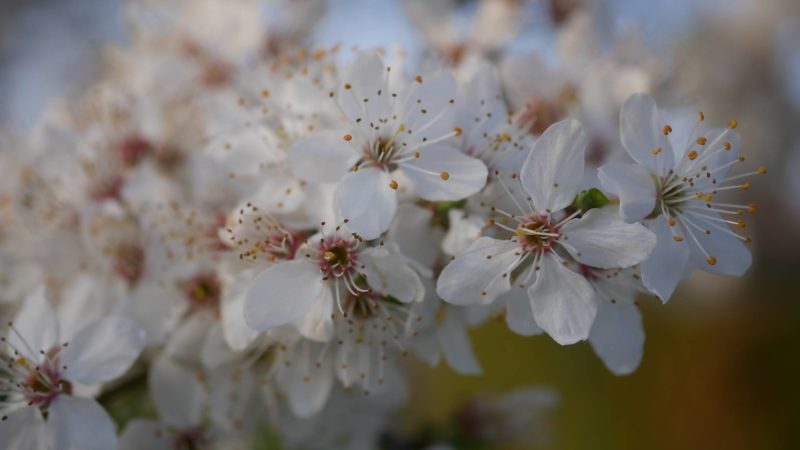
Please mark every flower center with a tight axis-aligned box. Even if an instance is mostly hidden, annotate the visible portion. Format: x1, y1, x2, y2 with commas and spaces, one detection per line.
515, 214, 560, 254
319, 238, 358, 279
183, 273, 221, 311
17, 348, 70, 409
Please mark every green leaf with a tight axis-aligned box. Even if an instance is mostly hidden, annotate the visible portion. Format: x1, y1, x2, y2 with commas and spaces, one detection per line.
573, 188, 609, 212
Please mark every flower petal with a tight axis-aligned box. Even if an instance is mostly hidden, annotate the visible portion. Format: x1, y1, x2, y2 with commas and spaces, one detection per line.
560, 207, 657, 269
61, 317, 145, 386
118, 420, 172, 450
244, 260, 325, 332
9, 287, 58, 362
437, 311, 481, 375
338, 52, 391, 129
640, 217, 691, 302
401, 145, 487, 201
293, 284, 334, 342
335, 167, 397, 240
436, 237, 519, 306
685, 211, 752, 276
529, 255, 596, 345
0, 407, 48, 450
149, 356, 206, 428
502, 286, 543, 336
276, 342, 333, 418
597, 162, 656, 222
619, 93, 674, 175
362, 248, 425, 303
520, 119, 587, 212
47, 396, 117, 450
589, 296, 644, 376
287, 130, 359, 184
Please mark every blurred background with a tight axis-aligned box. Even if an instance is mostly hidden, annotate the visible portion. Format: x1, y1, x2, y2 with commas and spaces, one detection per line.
2, 0, 799, 449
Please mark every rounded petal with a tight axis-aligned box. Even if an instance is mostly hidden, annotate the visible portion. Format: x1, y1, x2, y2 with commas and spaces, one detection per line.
0, 407, 48, 450
441, 209, 484, 256
589, 297, 644, 376
401, 146, 487, 201
560, 207, 657, 269
220, 275, 259, 352
502, 286, 543, 336
685, 212, 752, 276
287, 130, 359, 183
338, 52, 390, 127
436, 237, 519, 306
47, 396, 117, 450
388, 204, 443, 268
520, 119, 587, 212
244, 260, 325, 332
9, 287, 58, 362
640, 217, 691, 302
362, 248, 425, 303
293, 285, 334, 342
334, 167, 397, 240
529, 255, 597, 345
437, 311, 481, 375
276, 343, 333, 418
118, 420, 172, 450
597, 162, 656, 222
61, 317, 146, 385
619, 93, 674, 175
149, 356, 206, 428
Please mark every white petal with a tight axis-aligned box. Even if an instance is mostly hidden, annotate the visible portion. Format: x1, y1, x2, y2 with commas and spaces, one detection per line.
244, 260, 325, 331
589, 297, 644, 376
149, 356, 206, 428
529, 255, 596, 345
685, 211, 752, 276
560, 207, 657, 269
163, 312, 209, 363
287, 130, 359, 183
334, 167, 397, 240
276, 343, 333, 418
398, 71, 458, 141
47, 396, 117, 450
619, 93, 674, 175
640, 217, 691, 302
293, 284, 334, 342
520, 119, 587, 212
401, 146, 487, 201
436, 237, 519, 306
61, 317, 145, 385
441, 209, 484, 256
9, 287, 58, 361
338, 52, 390, 128
362, 248, 425, 303
597, 162, 656, 222
0, 407, 48, 450
118, 420, 172, 450
437, 311, 481, 375
220, 275, 259, 352
502, 286, 543, 336
388, 204, 443, 268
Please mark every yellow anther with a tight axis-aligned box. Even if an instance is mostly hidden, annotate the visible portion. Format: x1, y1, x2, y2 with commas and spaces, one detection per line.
723, 142, 732, 150
415, 75, 423, 83
413, 151, 420, 158
696, 137, 707, 145
500, 133, 511, 142
687, 150, 698, 160
667, 217, 676, 226
736, 220, 746, 228
389, 180, 398, 190
673, 235, 684, 242
728, 119, 738, 129
651, 147, 662, 155
706, 256, 717, 266
261, 89, 270, 98
454, 127, 462, 137
344, 83, 352, 89
343, 134, 352, 141
757, 166, 767, 174
741, 182, 751, 190
440, 171, 450, 180
747, 203, 757, 213
323, 251, 336, 261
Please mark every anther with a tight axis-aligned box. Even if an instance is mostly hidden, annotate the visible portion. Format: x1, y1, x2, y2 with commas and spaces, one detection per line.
687, 150, 698, 160
343, 134, 352, 141
651, 147, 662, 155
440, 171, 450, 180
389, 180, 398, 190
696, 137, 707, 145
706, 256, 717, 266
663, 125, 672, 135
728, 119, 738, 129
757, 166, 767, 174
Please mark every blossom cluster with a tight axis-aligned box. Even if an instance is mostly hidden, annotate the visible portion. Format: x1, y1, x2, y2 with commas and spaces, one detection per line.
0, 1, 761, 449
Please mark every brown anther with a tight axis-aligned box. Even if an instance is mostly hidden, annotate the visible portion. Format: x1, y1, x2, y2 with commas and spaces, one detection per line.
343, 134, 352, 141
344, 83, 352, 89
728, 119, 738, 129
706, 256, 717, 266
723, 142, 732, 150
413, 151, 420, 158
757, 166, 767, 174
440, 171, 450, 180
736, 220, 746, 228
415, 75, 423, 83
454, 127, 462, 136
687, 150, 698, 160
696, 137, 707, 145
741, 182, 751, 190
673, 236, 684, 242
651, 147, 662, 155
389, 180, 398, 190
747, 203, 757, 213
663, 125, 672, 135
261, 89, 270, 98
698, 111, 705, 121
